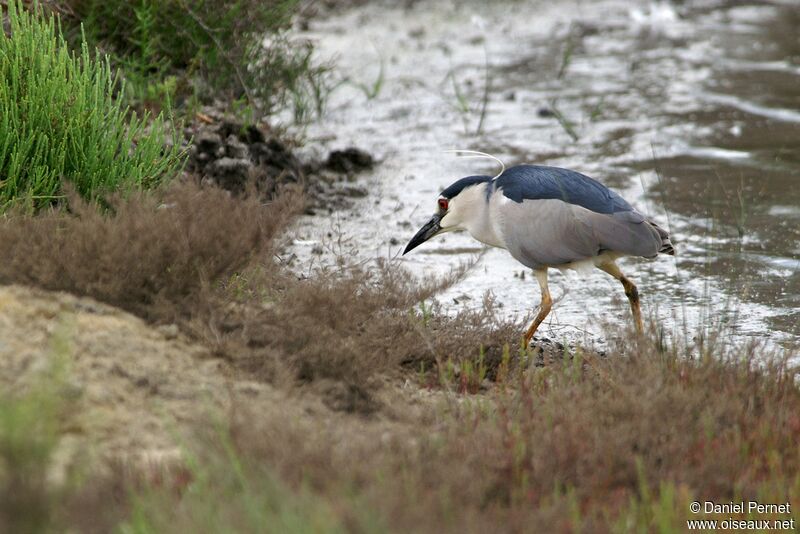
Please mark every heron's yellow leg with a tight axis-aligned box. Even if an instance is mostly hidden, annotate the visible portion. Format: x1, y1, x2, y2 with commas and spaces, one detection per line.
597, 261, 643, 333
524, 269, 552, 345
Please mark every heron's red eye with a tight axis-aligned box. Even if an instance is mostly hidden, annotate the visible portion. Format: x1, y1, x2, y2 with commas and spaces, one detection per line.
438, 198, 449, 211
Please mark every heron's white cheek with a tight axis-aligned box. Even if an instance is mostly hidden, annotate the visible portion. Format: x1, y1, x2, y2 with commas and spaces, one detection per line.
440, 211, 462, 231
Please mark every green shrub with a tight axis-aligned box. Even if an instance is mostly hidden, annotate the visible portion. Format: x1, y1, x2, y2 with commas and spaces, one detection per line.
59, 0, 330, 119
0, 0, 182, 211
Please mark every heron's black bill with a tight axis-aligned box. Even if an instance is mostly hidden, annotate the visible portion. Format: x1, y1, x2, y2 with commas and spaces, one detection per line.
403, 214, 442, 255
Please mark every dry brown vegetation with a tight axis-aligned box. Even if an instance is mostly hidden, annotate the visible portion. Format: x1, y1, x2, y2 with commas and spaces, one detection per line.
48, 337, 799, 533
0, 182, 299, 323
219, 348, 800, 533
0, 184, 798, 532
0, 181, 519, 407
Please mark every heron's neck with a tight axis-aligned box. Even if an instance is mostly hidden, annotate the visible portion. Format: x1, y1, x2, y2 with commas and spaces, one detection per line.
461, 183, 505, 249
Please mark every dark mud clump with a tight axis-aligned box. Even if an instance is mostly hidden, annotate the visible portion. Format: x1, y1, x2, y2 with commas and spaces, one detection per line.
325, 147, 374, 174
186, 115, 304, 197
185, 110, 374, 210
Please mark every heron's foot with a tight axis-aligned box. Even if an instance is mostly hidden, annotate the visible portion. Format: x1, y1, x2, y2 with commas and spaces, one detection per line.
524, 335, 547, 351
524, 337, 572, 368
525, 334, 549, 347
596, 262, 645, 335
524, 299, 552, 346
622, 278, 643, 333
523, 327, 542, 347
632, 314, 644, 334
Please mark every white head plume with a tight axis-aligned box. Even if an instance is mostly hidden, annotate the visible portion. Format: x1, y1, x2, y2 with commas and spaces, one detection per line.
443, 149, 505, 180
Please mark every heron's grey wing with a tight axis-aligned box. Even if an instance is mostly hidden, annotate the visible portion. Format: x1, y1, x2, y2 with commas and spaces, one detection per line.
578, 209, 663, 259
496, 199, 662, 269
496, 199, 599, 268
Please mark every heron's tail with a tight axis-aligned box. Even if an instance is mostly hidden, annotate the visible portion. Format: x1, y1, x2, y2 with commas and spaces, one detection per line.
649, 221, 675, 255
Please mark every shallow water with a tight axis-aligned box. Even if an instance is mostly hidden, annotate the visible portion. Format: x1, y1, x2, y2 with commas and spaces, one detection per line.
288, 0, 799, 350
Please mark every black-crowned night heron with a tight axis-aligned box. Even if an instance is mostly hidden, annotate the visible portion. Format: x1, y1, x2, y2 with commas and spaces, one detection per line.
404, 163, 674, 344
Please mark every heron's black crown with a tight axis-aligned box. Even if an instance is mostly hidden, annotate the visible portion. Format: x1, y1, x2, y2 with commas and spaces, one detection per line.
439, 175, 492, 199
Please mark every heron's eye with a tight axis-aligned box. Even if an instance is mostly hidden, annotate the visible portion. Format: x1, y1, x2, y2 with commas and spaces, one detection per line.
438, 198, 449, 211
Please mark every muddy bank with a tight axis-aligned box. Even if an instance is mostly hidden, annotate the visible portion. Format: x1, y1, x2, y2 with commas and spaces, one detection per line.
0, 284, 228, 472
0, 284, 447, 475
